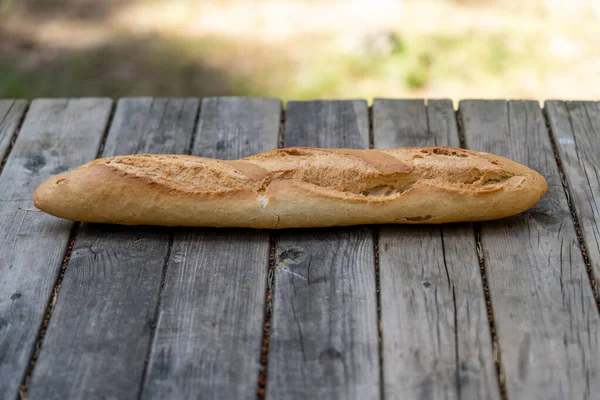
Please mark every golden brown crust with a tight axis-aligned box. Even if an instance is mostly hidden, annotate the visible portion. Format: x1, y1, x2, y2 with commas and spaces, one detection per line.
33, 146, 548, 228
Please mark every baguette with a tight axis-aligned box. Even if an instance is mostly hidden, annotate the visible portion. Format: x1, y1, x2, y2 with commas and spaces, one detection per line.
33, 146, 547, 228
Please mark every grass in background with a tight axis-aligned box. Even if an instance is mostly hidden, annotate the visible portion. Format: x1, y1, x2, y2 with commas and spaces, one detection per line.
0, 34, 280, 99
1, 0, 599, 101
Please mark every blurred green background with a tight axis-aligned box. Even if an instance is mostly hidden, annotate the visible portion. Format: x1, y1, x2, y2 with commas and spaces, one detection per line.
1, 0, 599, 102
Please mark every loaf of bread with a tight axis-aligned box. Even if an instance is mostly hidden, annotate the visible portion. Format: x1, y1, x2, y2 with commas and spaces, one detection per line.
33, 146, 547, 228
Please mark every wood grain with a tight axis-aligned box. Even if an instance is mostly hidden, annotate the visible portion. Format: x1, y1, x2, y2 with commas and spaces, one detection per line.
266, 100, 380, 400
545, 100, 600, 293
373, 99, 500, 400
0, 100, 28, 163
460, 100, 600, 399
141, 97, 281, 400
0, 99, 112, 399
282, 100, 369, 148
194, 96, 282, 158
103, 97, 197, 156
27, 98, 199, 400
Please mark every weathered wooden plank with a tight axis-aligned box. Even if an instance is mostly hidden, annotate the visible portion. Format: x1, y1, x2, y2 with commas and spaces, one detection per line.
546, 100, 600, 292
373, 99, 500, 400
427, 99, 461, 149
460, 100, 600, 399
141, 97, 281, 400
103, 98, 198, 156
194, 96, 282, 158
266, 100, 380, 400
0, 99, 112, 399
26, 98, 199, 400
283, 100, 369, 148
0, 100, 28, 163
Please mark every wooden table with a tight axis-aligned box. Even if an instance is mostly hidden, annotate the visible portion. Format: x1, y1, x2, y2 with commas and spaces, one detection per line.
0, 97, 599, 400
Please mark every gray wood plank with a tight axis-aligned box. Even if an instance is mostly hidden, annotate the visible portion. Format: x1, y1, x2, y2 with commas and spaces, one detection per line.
373, 99, 500, 400
460, 100, 600, 399
546, 100, 600, 293
283, 100, 369, 148
0, 99, 112, 399
103, 98, 197, 156
141, 97, 281, 400
266, 100, 380, 400
27, 98, 199, 400
427, 99, 461, 149
0, 100, 28, 163
194, 96, 282, 158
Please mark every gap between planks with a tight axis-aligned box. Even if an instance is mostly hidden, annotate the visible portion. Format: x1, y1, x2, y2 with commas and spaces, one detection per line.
136, 99, 203, 399
19, 223, 80, 400
456, 107, 507, 400
369, 104, 385, 400
257, 108, 285, 399
0, 102, 30, 179
543, 106, 600, 313
137, 234, 175, 398
17, 101, 116, 400
474, 225, 507, 400
186, 100, 203, 161
373, 232, 383, 400
257, 235, 277, 399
